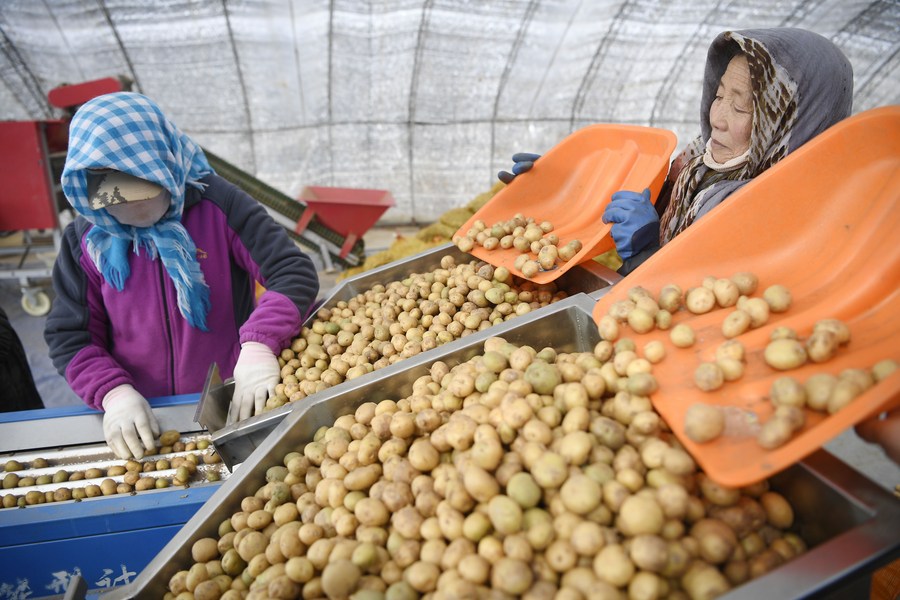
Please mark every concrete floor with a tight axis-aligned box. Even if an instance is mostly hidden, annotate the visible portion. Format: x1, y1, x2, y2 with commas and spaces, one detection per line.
1, 227, 897, 493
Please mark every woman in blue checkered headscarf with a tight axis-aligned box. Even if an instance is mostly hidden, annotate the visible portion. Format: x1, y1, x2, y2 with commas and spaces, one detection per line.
47, 92, 319, 460
61, 92, 213, 330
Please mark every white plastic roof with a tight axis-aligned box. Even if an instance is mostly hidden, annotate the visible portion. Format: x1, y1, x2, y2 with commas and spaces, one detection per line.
1, 1, 898, 224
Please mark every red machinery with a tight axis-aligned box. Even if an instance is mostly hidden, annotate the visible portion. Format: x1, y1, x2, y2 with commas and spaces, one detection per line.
296, 186, 395, 268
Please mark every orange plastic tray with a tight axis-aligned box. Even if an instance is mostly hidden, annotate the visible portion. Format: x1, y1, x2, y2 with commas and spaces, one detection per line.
592, 106, 900, 487
458, 124, 677, 284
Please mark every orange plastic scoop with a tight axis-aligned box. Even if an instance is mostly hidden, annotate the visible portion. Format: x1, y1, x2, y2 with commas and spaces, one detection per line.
592, 106, 900, 487
458, 124, 677, 284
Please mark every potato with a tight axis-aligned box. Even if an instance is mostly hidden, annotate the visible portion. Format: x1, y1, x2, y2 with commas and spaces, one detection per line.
712, 278, 740, 308
716, 340, 745, 363
685, 287, 716, 314
617, 495, 664, 536
756, 417, 794, 449
762, 285, 792, 312
760, 492, 794, 528
670, 324, 696, 348
657, 285, 683, 313
694, 362, 725, 392
321, 559, 361, 597
684, 403, 725, 443
159, 430, 181, 447
730, 272, 758, 295
764, 339, 807, 370
192, 537, 220, 563
716, 357, 744, 382
627, 308, 656, 334
643, 340, 666, 364
804, 373, 837, 411
690, 518, 738, 564
872, 359, 899, 382
769, 376, 806, 407
593, 544, 635, 588
682, 562, 731, 599
813, 318, 850, 345
805, 330, 839, 363
721, 310, 751, 339
742, 298, 770, 328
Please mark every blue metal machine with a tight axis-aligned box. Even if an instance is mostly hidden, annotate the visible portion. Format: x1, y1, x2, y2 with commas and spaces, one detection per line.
0, 395, 225, 598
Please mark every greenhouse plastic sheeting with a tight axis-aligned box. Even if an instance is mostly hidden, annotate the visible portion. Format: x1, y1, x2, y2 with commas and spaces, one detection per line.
0, 0, 897, 224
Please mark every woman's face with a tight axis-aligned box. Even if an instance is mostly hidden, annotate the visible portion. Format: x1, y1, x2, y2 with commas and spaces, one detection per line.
709, 53, 753, 163
105, 191, 171, 228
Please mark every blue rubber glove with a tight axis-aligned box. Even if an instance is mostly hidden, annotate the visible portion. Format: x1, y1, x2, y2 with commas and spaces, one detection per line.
498, 152, 541, 184
601, 188, 659, 260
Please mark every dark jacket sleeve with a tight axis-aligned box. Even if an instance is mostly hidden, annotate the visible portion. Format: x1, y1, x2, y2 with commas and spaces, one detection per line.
199, 175, 319, 352
44, 220, 94, 377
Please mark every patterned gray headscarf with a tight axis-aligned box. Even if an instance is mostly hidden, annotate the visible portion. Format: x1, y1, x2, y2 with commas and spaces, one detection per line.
659, 28, 853, 243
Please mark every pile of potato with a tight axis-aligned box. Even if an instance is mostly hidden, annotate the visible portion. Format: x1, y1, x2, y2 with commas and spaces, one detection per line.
596, 274, 898, 450
268, 255, 570, 412
452, 214, 583, 278
164, 337, 809, 600
0, 432, 223, 508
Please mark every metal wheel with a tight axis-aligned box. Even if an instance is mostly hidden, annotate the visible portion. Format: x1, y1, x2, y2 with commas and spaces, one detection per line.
21, 290, 51, 317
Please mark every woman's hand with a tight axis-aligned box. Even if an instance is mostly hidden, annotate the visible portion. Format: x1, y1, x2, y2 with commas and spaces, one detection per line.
498, 152, 541, 184
855, 409, 900, 464
102, 384, 161, 459
229, 342, 280, 423
601, 188, 659, 259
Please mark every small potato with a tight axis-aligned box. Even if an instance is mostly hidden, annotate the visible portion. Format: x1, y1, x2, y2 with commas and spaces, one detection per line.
670, 324, 696, 348
685, 287, 716, 314
872, 359, 899, 382
813, 318, 851, 345
684, 403, 725, 443
762, 285, 792, 312
626, 308, 655, 334
717, 357, 744, 382
731, 272, 759, 295
757, 417, 794, 449
774, 405, 806, 431
716, 340, 745, 363
658, 284, 683, 313
597, 315, 619, 342
769, 376, 806, 408
192, 537, 220, 563
159, 430, 181, 447
764, 339, 807, 371
694, 362, 725, 392
770, 326, 798, 341
722, 310, 751, 339
320, 559, 361, 598
827, 379, 863, 414
805, 373, 838, 411
760, 491, 794, 528
713, 278, 740, 307
643, 340, 666, 364
617, 495, 664, 536
742, 298, 770, 328
806, 330, 839, 363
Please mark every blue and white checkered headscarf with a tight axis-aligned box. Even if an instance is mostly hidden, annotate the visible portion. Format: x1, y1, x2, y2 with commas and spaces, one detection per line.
61, 92, 214, 330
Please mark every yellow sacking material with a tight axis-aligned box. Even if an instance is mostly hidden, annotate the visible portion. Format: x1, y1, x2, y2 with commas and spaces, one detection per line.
439, 207, 475, 230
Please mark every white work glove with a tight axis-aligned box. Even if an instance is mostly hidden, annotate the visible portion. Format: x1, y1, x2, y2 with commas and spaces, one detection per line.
229, 341, 280, 423
102, 384, 161, 459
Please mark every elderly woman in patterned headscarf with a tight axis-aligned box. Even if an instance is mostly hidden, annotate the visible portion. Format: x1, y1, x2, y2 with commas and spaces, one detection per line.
601, 28, 854, 274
